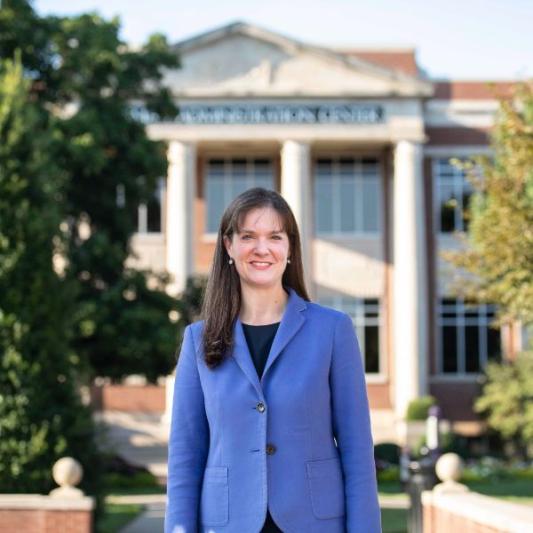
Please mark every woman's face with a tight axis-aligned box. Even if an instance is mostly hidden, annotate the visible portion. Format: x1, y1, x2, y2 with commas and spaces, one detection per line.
223, 206, 290, 290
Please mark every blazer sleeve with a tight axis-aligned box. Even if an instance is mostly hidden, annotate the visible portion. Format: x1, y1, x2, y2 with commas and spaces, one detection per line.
330, 312, 382, 533
165, 325, 209, 533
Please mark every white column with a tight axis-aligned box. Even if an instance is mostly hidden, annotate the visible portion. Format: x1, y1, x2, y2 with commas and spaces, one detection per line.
393, 140, 428, 423
162, 374, 175, 425
166, 141, 196, 296
280, 140, 313, 290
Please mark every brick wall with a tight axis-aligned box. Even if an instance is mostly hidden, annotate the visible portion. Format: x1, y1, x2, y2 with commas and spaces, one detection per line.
422, 489, 533, 533
423, 502, 501, 533
0, 496, 93, 533
90, 383, 165, 413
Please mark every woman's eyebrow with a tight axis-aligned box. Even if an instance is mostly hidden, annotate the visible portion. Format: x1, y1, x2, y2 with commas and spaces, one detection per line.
239, 229, 284, 234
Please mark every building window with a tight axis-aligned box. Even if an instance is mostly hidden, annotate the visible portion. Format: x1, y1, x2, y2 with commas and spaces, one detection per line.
317, 294, 381, 373
137, 177, 164, 233
434, 158, 474, 233
437, 298, 501, 374
314, 157, 381, 235
205, 157, 275, 233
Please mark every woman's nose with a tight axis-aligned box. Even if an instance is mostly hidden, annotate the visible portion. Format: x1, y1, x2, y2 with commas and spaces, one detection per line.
254, 239, 269, 253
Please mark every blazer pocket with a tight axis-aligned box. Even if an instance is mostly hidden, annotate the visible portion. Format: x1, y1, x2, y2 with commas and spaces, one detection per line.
200, 466, 229, 526
306, 457, 346, 520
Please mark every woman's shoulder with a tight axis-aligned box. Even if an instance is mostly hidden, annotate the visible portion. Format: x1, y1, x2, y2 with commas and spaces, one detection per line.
306, 300, 349, 323
186, 319, 205, 338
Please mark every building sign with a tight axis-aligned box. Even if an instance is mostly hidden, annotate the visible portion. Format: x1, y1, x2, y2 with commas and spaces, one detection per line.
131, 103, 385, 125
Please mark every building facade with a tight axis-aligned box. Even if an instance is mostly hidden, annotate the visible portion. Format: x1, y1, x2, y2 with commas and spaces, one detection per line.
126, 22, 524, 443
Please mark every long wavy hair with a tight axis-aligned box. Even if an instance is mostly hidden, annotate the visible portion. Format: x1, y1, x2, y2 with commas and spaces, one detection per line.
200, 187, 310, 369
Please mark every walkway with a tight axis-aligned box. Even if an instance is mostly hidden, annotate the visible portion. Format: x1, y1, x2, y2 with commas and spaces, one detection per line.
94, 410, 169, 482
96, 411, 409, 532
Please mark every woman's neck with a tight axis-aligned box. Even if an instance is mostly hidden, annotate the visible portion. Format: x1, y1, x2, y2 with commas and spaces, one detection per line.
239, 285, 289, 325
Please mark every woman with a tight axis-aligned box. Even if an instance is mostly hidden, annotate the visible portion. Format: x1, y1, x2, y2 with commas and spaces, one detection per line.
165, 187, 381, 533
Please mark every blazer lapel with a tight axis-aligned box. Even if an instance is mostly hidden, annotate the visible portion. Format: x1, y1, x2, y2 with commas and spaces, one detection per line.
232, 319, 263, 397
260, 287, 307, 384
230, 287, 308, 395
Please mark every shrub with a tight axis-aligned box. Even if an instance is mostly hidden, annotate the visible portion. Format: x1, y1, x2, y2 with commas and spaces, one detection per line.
377, 465, 400, 483
475, 352, 533, 460
406, 396, 437, 421
374, 442, 401, 466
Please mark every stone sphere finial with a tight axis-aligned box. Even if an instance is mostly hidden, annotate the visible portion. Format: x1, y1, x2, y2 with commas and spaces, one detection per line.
435, 452, 463, 482
433, 452, 469, 494
49, 457, 85, 498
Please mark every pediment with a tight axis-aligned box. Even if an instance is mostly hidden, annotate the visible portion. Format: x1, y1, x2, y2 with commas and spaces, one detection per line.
163, 22, 432, 98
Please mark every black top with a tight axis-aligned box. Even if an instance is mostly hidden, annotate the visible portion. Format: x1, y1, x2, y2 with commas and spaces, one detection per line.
241, 321, 280, 378
241, 321, 284, 533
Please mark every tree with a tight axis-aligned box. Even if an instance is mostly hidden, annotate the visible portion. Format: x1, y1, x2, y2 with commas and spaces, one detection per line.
0, 53, 103, 503
474, 353, 533, 460
441, 82, 533, 458
441, 83, 533, 329
1, 0, 182, 381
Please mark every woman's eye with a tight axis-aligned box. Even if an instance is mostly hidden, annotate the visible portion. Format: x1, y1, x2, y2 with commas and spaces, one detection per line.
242, 235, 252, 240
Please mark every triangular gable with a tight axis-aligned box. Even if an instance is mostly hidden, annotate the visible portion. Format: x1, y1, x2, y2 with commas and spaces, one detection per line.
164, 21, 433, 98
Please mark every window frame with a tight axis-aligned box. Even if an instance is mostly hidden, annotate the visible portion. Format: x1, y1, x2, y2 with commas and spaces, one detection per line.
317, 293, 385, 377
436, 297, 501, 377
433, 157, 475, 235
136, 177, 165, 234
204, 155, 276, 236
313, 155, 383, 237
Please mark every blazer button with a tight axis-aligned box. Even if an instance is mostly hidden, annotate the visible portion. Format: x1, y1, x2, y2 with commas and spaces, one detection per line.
266, 443, 277, 455
256, 402, 266, 413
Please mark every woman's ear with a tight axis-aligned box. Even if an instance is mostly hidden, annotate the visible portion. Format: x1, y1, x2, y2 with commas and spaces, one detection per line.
223, 235, 232, 256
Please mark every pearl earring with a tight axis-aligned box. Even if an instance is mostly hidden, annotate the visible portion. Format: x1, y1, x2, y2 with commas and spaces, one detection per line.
287, 258, 291, 264
229, 258, 234, 265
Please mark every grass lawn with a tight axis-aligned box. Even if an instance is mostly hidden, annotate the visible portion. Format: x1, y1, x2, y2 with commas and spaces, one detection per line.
377, 477, 533, 533
379, 482, 408, 532
379, 481, 404, 495
103, 485, 166, 496
380, 478, 532, 504
381, 508, 407, 533
465, 478, 533, 506
97, 502, 143, 533
96, 471, 163, 532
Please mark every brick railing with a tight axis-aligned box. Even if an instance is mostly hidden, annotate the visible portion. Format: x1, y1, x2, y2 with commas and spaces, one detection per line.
422, 490, 533, 533
0, 495, 93, 533
0, 457, 94, 533
421, 453, 533, 533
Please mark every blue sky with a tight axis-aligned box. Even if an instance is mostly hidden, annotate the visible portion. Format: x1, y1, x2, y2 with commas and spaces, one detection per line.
35, 0, 532, 79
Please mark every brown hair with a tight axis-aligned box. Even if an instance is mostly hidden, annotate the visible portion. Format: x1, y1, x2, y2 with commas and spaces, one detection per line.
200, 187, 310, 369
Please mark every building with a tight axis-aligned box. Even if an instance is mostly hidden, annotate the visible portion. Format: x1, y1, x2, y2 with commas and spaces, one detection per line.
126, 21, 525, 443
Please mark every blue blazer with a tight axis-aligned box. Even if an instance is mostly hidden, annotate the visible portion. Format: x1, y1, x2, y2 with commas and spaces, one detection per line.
165, 287, 381, 533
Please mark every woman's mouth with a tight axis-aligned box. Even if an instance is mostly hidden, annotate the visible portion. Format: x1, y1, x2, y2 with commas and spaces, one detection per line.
250, 261, 272, 270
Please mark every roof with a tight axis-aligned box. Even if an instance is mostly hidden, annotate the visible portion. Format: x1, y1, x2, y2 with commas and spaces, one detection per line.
433, 81, 516, 99
338, 49, 419, 77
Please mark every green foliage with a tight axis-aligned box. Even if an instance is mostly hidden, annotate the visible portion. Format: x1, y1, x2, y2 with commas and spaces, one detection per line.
0, 53, 103, 510
1, 0, 183, 381
374, 442, 401, 465
474, 352, 533, 459
376, 465, 400, 483
405, 395, 437, 421
176, 275, 208, 326
461, 457, 511, 482
441, 82, 533, 328
439, 430, 473, 459
78, 268, 178, 382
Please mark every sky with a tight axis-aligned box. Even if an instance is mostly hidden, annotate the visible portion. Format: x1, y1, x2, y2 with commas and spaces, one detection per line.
35, 0, 532, 80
